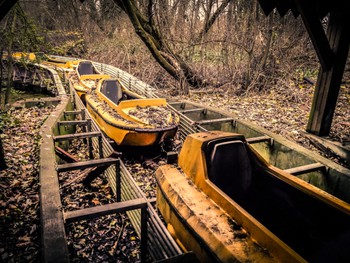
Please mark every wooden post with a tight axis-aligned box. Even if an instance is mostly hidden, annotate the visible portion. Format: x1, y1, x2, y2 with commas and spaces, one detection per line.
140, 206, 148, 263
98, 135, 103, 159
116, 159, 121, 202
307, 11, 350, 136
87, 119, 93, 159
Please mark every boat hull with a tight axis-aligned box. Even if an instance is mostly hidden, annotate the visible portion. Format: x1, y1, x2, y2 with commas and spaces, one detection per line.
87, 101, 178, 146
156, 131, 350, 262
156, 165, 280, 263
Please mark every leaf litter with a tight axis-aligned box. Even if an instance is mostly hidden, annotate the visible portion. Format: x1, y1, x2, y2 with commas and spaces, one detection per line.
59, 130, 142, 262
0, 105, 55, 263
158, 83, 350, 168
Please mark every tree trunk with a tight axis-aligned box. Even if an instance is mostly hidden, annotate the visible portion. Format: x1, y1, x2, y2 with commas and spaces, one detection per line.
196, 0, 232, 42
113, 0, 229, 91
0, 48, 3, 106
261, 14, 274, 70
5, 7, 17, 105
113, 0, 207, 92
0, 134, 7, 170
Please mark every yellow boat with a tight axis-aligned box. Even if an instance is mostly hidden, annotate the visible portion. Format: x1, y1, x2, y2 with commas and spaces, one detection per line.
41, 57, 79, 70
156, 131, 350, 262
85, 78, 179, 146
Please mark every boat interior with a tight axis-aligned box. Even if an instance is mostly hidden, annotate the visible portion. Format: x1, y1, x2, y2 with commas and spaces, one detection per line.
77, 61, 99, 75
203, 135, 350, 261
99, 79, 142, 103
100, 79, 123, 104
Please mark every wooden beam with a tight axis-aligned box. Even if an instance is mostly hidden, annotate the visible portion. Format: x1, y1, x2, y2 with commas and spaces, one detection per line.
55, 146, 79, 163
246, 135, 272, 145
294, 0, 333, 71
64, 198, 147, 223
53, 131, 101, 141
82, 157, 119, 187
195, 117, 234, 125
56, 158, 118, 172
0, 0, 18, 21
179, 108, 206, 114
57, 120, 89, 126
307, 11, 350, 135
284, 162, 325, 176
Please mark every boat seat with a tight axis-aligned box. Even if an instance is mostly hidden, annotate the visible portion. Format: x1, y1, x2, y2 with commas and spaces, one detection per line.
77, 61, 95, 75
101, 80, 123, 104
203, 135, 350, 261
206, 140, 252, 202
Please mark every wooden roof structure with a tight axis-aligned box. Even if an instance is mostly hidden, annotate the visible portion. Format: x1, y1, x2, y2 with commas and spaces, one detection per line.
258, 0, 350, 136
0, 0, 18, 21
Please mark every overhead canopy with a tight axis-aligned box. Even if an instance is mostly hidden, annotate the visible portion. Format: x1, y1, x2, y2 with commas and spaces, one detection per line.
0, 0, 18, 21
258, 0, 350, 136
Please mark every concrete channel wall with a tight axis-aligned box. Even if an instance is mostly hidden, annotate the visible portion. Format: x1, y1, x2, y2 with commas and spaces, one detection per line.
39, 95, 70, 263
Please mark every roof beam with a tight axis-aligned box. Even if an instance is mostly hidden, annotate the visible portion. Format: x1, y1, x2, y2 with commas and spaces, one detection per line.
0, 0, 18, 21
307, 10, 350, 135
293, 0, 333, 71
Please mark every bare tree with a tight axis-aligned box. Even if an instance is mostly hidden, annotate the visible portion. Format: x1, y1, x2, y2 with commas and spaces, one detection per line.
112, 0, 232, 92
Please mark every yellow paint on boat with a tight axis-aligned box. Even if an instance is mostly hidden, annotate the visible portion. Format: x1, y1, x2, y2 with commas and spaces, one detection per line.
85, 78, 179, 146
156, 131, 350, 262
12, 52, 37, 61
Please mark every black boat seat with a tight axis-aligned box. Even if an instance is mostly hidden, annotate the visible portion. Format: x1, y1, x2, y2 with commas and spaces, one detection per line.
101, 80, 123, 104
78, 61, 95, 75
206, 140, 252, 202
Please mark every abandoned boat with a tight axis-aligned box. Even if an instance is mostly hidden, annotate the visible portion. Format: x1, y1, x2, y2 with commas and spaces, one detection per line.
65, 60, 110, 100
156, 131, 350, 262
85, 78, 179, 146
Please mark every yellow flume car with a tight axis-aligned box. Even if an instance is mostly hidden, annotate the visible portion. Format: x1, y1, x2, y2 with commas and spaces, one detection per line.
85, 78, 179, 146
68, 60, 110, 100
156, 131, 350, 262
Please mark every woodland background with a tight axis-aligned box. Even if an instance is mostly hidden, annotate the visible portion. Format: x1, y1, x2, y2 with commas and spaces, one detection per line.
0, 0, 349, 162
0, 0, 324, 98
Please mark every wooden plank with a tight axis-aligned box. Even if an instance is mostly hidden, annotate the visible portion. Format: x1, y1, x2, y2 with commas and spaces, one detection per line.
63, 110, 83, 116
284, 163, 325, 176
195, 117, 234, 125
82, 158, 118, 187
55, 146, 79, 163
53, 131, 101, 141
64, 198, 147, 223
246, 135, 272, 144
140, 207, 148, 263
57, 120, 89, 126
294, 0, 333, 71
307, 11, 350, 135
148, 197, 157, 204
305, 133, 350, 164
179, 108, 206, 114
56, 157, 118, 172
0, 0, 18, 22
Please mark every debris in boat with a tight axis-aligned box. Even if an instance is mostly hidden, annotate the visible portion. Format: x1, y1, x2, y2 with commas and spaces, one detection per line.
89, 94, 134, 124
128, 105, 176, 127
81, 78, 103, 89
